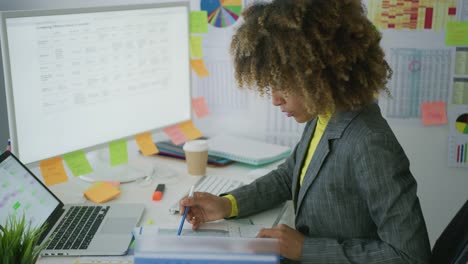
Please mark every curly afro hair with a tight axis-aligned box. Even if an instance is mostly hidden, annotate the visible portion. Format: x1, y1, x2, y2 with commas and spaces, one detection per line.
230, 0, 392, 115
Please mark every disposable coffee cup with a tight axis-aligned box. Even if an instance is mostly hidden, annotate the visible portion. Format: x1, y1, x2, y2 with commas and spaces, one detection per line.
183, 140, 208, 176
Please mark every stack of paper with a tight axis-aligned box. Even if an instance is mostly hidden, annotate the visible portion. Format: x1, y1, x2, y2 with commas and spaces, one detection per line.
207, 135, 291, 166
134, 235, 279, 264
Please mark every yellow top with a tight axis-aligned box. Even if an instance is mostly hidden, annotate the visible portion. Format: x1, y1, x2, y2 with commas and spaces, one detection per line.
299, 114, 331, 185
225, 114, 331, 217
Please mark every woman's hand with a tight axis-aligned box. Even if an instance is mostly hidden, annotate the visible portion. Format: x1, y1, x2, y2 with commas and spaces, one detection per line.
179, 192, 232, 229
257, 224, 305, 261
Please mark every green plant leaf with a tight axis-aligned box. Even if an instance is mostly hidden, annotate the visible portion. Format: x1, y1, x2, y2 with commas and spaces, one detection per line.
0, 213, 47, 264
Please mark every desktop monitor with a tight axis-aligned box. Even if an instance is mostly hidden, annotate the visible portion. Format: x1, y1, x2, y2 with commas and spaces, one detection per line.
1, 2, 191, 182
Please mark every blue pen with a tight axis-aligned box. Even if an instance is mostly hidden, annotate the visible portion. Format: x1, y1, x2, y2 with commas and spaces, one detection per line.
177, 185, 194, 236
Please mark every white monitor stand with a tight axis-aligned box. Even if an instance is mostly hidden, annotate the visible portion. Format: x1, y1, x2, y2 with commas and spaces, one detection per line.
79, 149, 155, 183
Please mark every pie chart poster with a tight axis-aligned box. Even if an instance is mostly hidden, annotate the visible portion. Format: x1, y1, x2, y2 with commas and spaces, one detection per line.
448, 105, 468, 168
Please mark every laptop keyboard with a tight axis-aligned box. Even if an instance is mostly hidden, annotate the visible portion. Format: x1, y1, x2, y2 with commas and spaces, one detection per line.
169, 176, 244, 214
46, 205, 109, 250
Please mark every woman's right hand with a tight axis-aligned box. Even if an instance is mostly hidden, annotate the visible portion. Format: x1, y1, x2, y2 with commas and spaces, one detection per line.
179, 192, 232, 230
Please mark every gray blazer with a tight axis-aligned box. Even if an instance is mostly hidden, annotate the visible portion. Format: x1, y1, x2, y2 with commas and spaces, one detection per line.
229, 103, 431, 263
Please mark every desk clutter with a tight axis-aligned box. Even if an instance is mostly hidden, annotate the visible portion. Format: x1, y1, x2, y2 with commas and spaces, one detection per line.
155, 135, 291, 167
154, 138, 235, 166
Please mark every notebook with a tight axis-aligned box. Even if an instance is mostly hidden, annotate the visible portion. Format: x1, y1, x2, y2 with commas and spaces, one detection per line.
0, 151, 145, 256
206, 135, 291, 166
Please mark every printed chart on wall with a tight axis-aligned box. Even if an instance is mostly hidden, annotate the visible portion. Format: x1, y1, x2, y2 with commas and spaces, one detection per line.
201, 0, 242, 28
448, 105, 468, 168
367, 0, 457, 30
378, 48, 451, 118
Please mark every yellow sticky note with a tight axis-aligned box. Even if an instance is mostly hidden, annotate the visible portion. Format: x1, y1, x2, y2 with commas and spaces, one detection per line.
163, 125, 189, 145
421, 101, 447, 126
190, 59, 209, 78
63, 150, 93, 177
109, 139, 128, 166
84, 182, 121, 204
192, 97, 210, 118
135, 132, 159, 156
178, 120, 203, 140
39, 157, 69, 186
190, 11, 208, 33
190, 36, 204, 58
446, 21, 468, 46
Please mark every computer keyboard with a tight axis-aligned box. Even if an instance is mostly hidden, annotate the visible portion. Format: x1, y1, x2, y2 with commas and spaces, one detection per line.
169, 175, 244, 214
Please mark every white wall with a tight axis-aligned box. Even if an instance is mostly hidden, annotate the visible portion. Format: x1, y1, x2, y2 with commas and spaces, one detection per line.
387, 119, 467, 244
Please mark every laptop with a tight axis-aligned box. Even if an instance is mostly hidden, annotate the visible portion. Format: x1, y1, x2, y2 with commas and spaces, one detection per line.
0, 151, 145, 256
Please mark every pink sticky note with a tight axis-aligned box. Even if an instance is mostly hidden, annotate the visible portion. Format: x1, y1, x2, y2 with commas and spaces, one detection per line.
421, 101, 447, 126
192, 97, 210, 118
163, 125, 189, 145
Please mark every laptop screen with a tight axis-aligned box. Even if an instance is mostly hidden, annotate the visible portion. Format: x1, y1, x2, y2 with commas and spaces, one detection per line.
0, 153, 60, 229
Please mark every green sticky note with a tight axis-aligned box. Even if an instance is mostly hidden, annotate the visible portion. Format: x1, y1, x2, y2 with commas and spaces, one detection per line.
446, 21, 468, 46
109, 139, 128, 166
63, 150, 93, 176
190, 36, 203, 58
190, 11, 208, 33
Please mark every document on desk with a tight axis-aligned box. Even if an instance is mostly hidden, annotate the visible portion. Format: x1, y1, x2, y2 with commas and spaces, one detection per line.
133, 221, 263, 238
134, 235, 279, 264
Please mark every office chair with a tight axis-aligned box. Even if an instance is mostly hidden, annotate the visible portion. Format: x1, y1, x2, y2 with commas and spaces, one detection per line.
430, 199, 468, 264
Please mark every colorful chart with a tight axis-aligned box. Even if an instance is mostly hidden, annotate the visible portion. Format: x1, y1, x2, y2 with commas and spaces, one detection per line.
367, 0, 457, 30
455, 113, 468, 134
455, 142, 467, 163
201, 0, 242, 28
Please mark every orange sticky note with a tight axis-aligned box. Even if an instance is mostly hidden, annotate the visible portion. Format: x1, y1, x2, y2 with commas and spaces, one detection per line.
84, 182, 121, 204
421, 101, 447, 126
135, 132, 159, 156
190, 59, 209, 78
163, 125, 189, 145
39, 157, 69, 186
178, 120, 203, 140
192, 97, 210, 118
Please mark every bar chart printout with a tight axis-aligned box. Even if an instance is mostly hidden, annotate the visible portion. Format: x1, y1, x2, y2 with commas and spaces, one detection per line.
448, 105, 468, 168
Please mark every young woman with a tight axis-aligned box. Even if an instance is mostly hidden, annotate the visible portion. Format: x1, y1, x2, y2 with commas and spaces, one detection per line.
180, 0, 431, 263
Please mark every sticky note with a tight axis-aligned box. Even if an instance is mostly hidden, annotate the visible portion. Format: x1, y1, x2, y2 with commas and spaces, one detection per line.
421, 101, 447, 126
63, 150, 93, 177
191, 59, 209, 78
84, 182, 121, 204
190, 11, 208, 33
163, 125, 189, 145
109, 139, 128, 166
446, 21, 468, 46
39, 157, 68, 186
192, 97, 210, 118
135, 132, 159, 156
178, 120, 203, 140
190, 36, 204, 58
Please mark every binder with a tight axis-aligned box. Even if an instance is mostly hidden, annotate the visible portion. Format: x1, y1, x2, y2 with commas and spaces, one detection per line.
206, 135, 291, 166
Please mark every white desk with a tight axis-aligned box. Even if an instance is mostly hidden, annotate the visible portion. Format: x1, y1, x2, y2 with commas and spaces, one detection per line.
35, 152, 290, 264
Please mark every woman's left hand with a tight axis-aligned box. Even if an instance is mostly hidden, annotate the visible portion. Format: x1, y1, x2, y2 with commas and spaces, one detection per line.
256, 224, 305, 260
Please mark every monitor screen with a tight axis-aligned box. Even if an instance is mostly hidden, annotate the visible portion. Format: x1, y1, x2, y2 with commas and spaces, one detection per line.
1, 3, 191, 166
